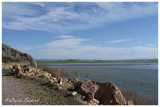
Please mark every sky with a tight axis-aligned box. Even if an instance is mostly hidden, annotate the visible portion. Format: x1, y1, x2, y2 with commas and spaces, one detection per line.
2, 2, 158, 60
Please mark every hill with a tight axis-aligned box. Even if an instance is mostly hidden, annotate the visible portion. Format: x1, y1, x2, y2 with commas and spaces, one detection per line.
2, 44, 37, 67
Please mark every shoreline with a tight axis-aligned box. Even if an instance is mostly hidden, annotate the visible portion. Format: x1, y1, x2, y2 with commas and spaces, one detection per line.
36, 60, 158, 65
38, 62, 156, 66
2, 64, 158, 105
38, 63, 158, 102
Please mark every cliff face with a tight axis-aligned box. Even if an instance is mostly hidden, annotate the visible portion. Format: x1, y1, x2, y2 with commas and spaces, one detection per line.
2, 44, 37, 67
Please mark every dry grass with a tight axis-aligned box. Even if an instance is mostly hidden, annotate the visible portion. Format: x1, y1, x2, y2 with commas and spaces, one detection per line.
39, 66, 62, 79
60, 69, 70, 76
2, 62, 21, 66
39, 66, 79, 79
71, 71, 79, 76
85, 73, 89, 79
122, 90, 158, 105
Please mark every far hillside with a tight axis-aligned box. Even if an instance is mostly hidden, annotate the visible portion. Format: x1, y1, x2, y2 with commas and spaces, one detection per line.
36, 59, 158, 65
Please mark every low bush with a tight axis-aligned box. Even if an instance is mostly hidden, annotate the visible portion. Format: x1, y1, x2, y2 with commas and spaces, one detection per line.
85, 73, 89, 79
71, 71, 79, 76
122, 90, 158, 105
2, 69, 12, 76
39, 66, 62, 79
39, 66, 81, 80
36, 77, 49, 85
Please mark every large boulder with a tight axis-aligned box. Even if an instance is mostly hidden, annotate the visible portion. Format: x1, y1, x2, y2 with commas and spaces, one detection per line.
68, 79, 133, 105
23, 65, 37, 73
68, 78, 80, 84
2, 44, 37, 67
94, 82, 129, 105
42, 72, 52, 79
78, 80, 97, 101
68, 78, 81, 89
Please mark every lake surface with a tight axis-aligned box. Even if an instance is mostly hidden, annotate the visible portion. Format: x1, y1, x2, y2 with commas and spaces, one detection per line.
41, 63, 158, 101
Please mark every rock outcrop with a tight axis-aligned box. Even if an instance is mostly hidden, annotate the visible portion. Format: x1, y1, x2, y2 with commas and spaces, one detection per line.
2, 44, 37, 67
71, 80, 134, 105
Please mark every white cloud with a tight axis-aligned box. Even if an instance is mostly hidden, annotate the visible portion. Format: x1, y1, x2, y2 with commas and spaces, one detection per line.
59, 35, 74, 39
147, 43, 156, 47
131, 46, 157, 52
2, 3, 39, 18
2, 2, 158, 33
14, 36, 158, 60
107, 39, 132, 43
44, 38, 87, 49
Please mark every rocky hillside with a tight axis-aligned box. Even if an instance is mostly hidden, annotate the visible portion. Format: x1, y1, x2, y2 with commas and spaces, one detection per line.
2, 44, 37, 67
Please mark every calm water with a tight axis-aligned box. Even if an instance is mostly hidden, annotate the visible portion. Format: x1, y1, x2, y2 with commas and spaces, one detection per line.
42, 63, 158, 100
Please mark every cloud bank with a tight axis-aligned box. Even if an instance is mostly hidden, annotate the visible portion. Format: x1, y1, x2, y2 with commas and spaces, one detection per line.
14, 35, 158, 60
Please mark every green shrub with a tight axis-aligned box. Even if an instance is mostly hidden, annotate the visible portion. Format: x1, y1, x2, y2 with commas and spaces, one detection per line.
38, 75, 45, 79
49, 83, 59, 89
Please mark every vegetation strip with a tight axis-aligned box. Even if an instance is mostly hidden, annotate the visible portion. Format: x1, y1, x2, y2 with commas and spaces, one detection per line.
36, 60, 158, 65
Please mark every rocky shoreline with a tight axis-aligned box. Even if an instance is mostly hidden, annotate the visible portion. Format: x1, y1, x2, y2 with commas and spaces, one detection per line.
3, 64, 133, 105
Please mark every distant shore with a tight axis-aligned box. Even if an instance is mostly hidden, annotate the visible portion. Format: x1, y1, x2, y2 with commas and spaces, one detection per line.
36, 60, 158, 65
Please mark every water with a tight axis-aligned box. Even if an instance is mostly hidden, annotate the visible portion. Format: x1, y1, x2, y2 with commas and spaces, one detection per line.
41, 63, 158, 101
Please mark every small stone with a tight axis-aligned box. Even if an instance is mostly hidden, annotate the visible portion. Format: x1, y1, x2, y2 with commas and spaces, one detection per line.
71, 91, 77, 96
59, 78, 63, 85
52, 77, 58, 82
82, 96, 85, 100
63, 78, 68, 83
88, 98, 99, 105
48, 79, 54, 85
127, 101, 134, 105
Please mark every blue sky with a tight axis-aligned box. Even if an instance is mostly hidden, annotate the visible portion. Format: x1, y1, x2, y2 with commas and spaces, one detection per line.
2, 2, 158, 60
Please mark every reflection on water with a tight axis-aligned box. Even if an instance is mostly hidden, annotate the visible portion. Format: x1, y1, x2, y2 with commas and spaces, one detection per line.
42, 63, 158, 101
